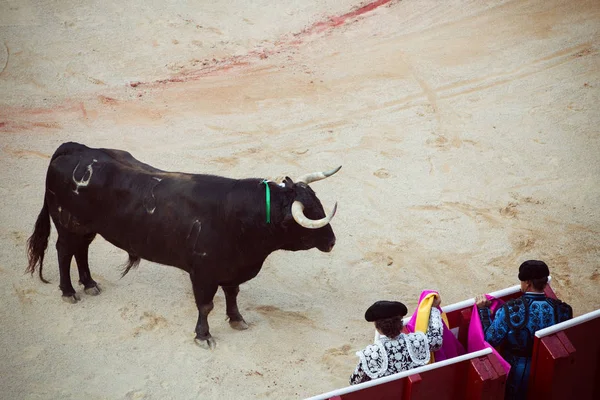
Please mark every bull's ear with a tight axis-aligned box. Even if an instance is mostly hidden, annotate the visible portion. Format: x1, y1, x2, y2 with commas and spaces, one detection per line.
283, 177, 294, 189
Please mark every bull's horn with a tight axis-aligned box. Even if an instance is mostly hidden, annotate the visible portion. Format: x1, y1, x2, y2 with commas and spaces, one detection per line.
291, 201, 337, 229
296, 166, 342, 185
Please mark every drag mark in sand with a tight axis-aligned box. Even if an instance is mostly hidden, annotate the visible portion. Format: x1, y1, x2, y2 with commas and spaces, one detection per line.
0, 41, 8, 77
254, 305, 315, 327
438, 42, 596, 100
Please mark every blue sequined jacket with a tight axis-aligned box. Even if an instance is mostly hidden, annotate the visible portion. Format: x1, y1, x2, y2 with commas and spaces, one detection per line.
479, 292, 572, 359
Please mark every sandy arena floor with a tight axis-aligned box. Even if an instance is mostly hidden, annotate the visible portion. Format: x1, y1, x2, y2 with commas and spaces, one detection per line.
1, 0, 599, 399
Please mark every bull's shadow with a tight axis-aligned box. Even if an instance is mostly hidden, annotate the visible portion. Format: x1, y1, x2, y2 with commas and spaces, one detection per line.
27, 142, 340, 349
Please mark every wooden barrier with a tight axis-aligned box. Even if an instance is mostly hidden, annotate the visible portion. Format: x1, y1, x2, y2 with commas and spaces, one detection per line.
527, 309, 600, 400
305, 348, 507, 400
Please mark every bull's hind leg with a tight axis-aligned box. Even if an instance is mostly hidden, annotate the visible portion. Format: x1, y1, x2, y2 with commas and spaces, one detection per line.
190, 272, 218, 349
74, 233, 101, 295
222, 285, 249, 331
56, 228, 99, 303
55, 232, 80, 303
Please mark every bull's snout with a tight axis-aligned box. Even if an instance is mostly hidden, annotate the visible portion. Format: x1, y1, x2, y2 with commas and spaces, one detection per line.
321, 237, 336, 253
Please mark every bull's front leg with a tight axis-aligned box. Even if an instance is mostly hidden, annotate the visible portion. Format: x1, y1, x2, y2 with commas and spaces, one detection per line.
190, 272, 218, 349
222, 285, 249, 331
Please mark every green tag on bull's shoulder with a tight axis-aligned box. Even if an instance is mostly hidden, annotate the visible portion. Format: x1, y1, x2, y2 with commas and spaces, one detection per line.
262, 180, 271, 224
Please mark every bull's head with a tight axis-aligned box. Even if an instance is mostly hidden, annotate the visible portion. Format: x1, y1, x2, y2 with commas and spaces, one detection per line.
280, 166, 340, 253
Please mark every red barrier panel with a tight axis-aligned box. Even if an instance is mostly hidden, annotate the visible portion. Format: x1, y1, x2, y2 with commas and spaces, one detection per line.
312, 350, 506, 400
467, 353, 506, 400
528, 311, 600, 400
411, 352, 506, 400
457, 308, 473, 350
337, 377, 407, 400
408, 359, 468, 400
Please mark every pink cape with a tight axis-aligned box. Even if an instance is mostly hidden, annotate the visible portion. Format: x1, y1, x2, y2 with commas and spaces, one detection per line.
467, 294, 511, 374
405, 290, 465, 362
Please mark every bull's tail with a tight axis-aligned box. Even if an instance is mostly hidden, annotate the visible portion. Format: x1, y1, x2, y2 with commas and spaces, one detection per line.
120, 253, 141, 278
26, 196, 51, 283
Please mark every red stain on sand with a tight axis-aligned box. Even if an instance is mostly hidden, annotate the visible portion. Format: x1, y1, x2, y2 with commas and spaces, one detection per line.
0, 102, 82, 133
79, 102, 88, 119
306, 0, 393, 34
130, 0, 394, 87
2, 147, 51, 159
98, 95, 118, 105
2, 0, 395, 124
32, 122, 61, 129
0, 120, 62, 133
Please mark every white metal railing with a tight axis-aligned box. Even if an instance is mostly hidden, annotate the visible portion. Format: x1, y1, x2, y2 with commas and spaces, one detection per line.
374, 277, 552, 342
304, 348, 492, 400
535, 308, 600, 338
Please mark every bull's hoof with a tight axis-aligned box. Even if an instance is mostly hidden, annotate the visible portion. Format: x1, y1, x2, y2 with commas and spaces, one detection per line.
194, 336, 217, 350
84, 285, 102, 296
62, 294, 80, 304
229, 319, 249, 331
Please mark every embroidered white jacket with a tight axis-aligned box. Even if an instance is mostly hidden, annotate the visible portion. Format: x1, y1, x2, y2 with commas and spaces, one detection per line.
350, 308, 444, 384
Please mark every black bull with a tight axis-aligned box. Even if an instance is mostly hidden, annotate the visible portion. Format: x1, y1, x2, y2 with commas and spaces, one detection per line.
26, 142, 340, 348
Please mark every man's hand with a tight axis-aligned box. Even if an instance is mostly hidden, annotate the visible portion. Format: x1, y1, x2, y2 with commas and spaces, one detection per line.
432, 294, 442, 308
475, 294, 491, 309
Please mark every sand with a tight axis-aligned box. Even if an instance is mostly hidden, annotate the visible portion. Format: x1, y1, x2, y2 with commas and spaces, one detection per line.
1, 0, 599, 399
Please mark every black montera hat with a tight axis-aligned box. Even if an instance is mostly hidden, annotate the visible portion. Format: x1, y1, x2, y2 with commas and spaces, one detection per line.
364, 300, 408, 322
518, 260, 550, 281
